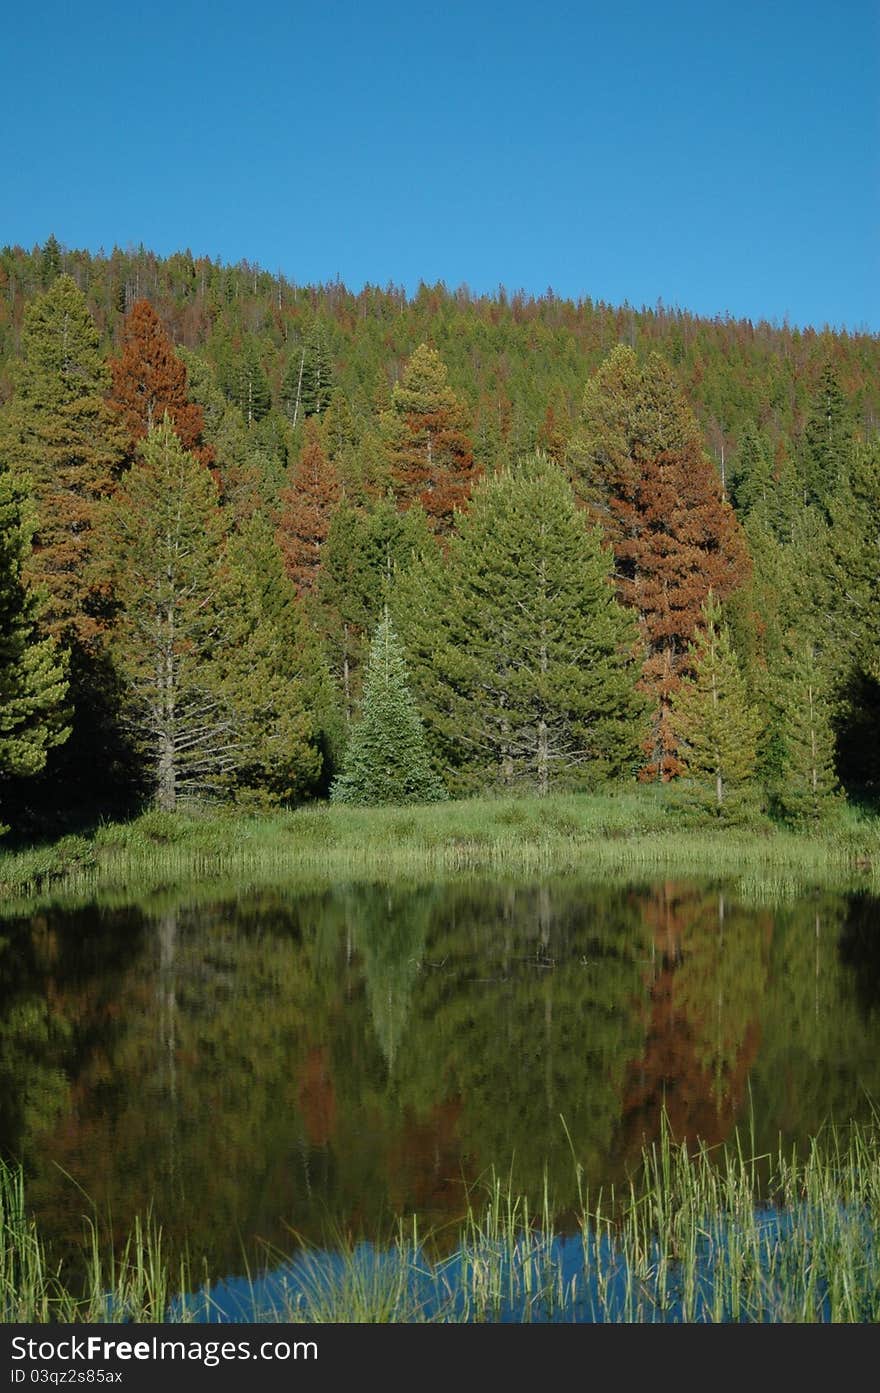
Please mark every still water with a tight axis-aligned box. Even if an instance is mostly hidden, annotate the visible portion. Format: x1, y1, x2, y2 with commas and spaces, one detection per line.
2, 876, 880, 1285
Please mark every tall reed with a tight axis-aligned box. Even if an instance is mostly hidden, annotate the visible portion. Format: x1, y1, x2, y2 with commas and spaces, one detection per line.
6, 1121, 880, 1323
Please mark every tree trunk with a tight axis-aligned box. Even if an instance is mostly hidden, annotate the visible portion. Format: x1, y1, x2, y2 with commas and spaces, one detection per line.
538, 719, 549, 797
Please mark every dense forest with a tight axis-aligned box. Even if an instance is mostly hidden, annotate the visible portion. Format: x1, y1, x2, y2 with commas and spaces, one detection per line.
0, 236, 878, 837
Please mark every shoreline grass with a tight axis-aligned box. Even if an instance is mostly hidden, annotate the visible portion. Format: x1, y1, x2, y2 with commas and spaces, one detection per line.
6, 1120, 880, 1323
1, 790, 879, 910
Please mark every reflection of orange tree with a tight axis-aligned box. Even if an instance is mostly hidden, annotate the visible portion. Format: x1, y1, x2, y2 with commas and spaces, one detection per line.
621, 883, 771, 1158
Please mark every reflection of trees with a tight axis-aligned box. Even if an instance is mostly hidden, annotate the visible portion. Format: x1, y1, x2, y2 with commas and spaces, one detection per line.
0, 907, 144, 1169
621, 884, 771, 1157
390, 882, 650, 1202
748, 893, 880, 1149
350, 884, 435, 1071
20, 895, 349, 1276
5, 878, 880, 1289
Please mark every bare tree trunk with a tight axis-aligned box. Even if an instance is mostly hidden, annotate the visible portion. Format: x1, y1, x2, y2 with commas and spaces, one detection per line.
538, 719, 549, 797
538, 577, 549, 795
292, 349, 305, 430
158, 605, 176, 811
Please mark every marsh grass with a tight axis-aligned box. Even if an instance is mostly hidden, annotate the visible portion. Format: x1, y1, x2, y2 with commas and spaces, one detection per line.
7, 1120, 880, 1323
1, 790, 878, 909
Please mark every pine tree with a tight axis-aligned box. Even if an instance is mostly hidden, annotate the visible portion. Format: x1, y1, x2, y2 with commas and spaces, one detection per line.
330, 611, 445, 806
801, 362, 853, 510
380, 343, 479, 534
670, 595, 762, 813
821, 437, 880, 788
773, 638, 839, 824
299, 321, 334, 420
232, 339, 271, 426
572, 347, 750, 779
108, 299, 214, 466
0, 465, 69, 830
0, 275, 127, 646
825, 438, 880, 682
281, 322, 335, 426
316, 497, 432, 725
729, 423, 775, 516
215, 513, 332, 805
395, 454, 647, 794
276, 425, 341, 597
39, 234, 62, 288
103, 420, 234, 810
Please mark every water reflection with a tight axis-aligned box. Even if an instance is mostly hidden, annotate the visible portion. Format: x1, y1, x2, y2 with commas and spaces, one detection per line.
1, 879, 879, 1280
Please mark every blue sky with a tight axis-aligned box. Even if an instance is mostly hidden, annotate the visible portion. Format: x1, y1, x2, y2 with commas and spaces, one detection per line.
2, 0, 877, 330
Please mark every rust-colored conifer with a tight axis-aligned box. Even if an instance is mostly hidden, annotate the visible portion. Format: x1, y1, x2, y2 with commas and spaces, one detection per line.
108, 300, 214, 466
574, 348, 750, 778
276, 424, 341, 597
382, 344, 479, 534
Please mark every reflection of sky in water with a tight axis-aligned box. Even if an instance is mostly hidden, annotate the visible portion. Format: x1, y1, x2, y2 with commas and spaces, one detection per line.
176, 1208, 847, 1323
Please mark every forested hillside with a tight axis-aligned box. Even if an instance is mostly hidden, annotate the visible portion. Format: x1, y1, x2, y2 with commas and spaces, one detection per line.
0, 237, 877, 837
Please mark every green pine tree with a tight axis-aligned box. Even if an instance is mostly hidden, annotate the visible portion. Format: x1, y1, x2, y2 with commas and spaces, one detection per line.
216, 512, 336, 804
801, 363, 854, 511
0, 466, 69, 832
299, 321, 334, 419
773, 638, 839, 824
330, 611, 445, 806
825, 438, 880, 682
39, 234, 62, 288
315, 496, 432, 726
821, 436, 880, 789
729, 423, 775, 516
671, 594, 763, 815
395, 453, 647, 794
103, 419, 233, 810
281, 322, 335, 424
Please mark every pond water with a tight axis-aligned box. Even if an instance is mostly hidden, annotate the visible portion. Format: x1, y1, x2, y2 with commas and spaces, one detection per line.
2, 876, 880, 1298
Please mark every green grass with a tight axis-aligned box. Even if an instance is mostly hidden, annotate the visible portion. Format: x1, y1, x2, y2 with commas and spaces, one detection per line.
7, 1119, 880, 1322
1, 788, 878, 910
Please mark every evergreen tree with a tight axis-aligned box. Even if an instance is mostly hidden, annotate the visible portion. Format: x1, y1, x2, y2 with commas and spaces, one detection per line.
216, 513, 331, 805
0, 466, 69, 831
0, 275, 127, 645
800, 363, 853, 510
39, 235, 62, 288
825, 438, 880, 682
218, 339, 271, 426
276, 425, 341, 597
281, 322, 335, 426
729, 423, 775, 516
299, 321, 335, 420
822, 437, 880, 789
395, 454, 647, 794
380, 343, 479, 534
773, 638, 839, 824
108, 299, 214, 466
330, 611, 444, 806
316, 497, 432, 725
572, 347, 750, 779
103, 420, 234, 810
670, 595, 762, 813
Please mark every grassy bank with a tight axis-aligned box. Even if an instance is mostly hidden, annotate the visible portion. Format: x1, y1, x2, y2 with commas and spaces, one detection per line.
6, 1121, 880, 1323
1, 789, 879, 908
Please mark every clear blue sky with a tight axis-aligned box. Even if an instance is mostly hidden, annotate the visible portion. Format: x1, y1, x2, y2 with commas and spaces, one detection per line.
2, 0, 877, 331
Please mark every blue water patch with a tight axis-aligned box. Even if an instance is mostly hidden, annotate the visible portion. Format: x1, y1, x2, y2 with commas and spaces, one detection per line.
168, 1204, 874, 1323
